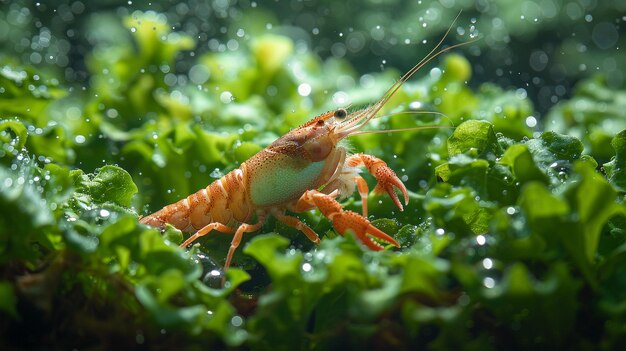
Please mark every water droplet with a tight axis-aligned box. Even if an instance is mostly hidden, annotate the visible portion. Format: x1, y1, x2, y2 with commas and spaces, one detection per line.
202, 267, 224, 289
482, 258, 493, 269
302, 262, 312, 272
483, 277, 496, 288
266, 85, 278, 96
476, 235, 486, 246
106, 108, 119, 118
100, 209, 110, 218
189, 64, 210, 85
210, 168, 223, 178
231, 315, 243, 327
409, 101, 423, 110
220, 91, 234, 104
332, 91, 348, 105
297, 83, 311, 97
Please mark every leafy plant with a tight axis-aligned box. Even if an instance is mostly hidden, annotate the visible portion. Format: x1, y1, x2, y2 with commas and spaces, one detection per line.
1, 9, 626, 351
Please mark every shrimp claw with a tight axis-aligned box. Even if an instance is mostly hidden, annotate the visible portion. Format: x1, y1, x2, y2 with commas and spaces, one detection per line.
346, 154, 409, 211
296, 190, 400, 250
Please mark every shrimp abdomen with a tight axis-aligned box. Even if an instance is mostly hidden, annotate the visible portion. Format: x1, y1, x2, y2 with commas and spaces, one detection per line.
139, 164, 252, 232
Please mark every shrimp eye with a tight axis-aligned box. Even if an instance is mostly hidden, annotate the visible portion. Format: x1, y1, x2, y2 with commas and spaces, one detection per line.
334, 108, 348, 119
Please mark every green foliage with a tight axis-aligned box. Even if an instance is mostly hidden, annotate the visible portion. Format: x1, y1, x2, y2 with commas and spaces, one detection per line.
545, 77, 626, 163
604, 130, 626, 192
2, 9, 626, 351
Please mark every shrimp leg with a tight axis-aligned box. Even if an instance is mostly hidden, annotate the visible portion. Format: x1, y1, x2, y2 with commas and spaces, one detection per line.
180, 223, 236, 247
354, 175, 370, 217
272, 210, 320, 244
179, 217, 267, 272
224, 217, 266, 271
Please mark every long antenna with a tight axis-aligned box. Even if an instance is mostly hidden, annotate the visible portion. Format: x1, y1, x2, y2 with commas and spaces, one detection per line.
341, 10, 479, 136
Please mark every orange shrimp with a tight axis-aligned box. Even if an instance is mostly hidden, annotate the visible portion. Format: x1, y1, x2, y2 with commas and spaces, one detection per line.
140, 17, 473, 271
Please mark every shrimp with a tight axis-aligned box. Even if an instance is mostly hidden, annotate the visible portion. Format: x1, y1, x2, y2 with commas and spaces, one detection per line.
140, 16, 473, 271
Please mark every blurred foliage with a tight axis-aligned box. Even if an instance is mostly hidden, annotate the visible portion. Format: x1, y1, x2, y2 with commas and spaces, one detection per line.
1, 3, 626, 351
1, 0, 624, 115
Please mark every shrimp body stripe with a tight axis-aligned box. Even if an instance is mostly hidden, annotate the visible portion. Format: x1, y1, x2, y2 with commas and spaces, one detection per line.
139, 162, 254, 232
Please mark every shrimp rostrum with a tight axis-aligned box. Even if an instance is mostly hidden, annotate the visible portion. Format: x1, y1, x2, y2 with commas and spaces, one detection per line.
140, 27, 469, 271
